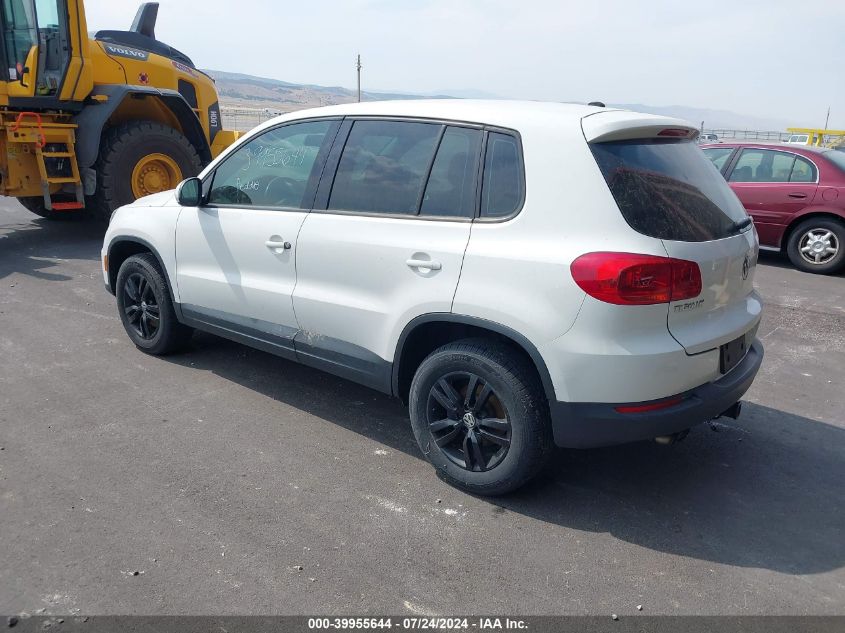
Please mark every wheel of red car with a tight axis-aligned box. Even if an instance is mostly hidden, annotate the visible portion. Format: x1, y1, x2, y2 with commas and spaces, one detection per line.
786, 217, 845, 274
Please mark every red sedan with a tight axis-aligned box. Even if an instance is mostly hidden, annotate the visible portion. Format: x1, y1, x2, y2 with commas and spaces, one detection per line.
701, 142, 845, 274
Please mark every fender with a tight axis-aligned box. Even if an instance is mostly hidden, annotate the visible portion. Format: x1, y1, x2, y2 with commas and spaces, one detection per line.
106, 235, 180, 319
779, 206, 845, 248
392, 313, 558, 405
73, 84, 212, 169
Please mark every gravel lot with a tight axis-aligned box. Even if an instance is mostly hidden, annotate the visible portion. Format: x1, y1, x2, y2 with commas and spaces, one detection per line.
1, 199, 843, 616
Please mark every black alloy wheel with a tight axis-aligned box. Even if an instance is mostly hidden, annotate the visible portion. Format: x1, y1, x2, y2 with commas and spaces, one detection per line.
115, 253, 193, 355
427, 372, 512, 472
409, 339, 553, 495
122, 272, 161, 340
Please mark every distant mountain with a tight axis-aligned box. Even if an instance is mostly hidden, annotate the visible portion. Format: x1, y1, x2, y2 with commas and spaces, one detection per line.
611, 103, 792, 132
430, 88, 503, 99
204, 69, 445, 111
204, 70, 793, 132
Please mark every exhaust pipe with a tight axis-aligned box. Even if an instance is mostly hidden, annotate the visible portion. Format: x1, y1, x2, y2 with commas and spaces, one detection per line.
654, 429, 689, 445
655, 401, 744, 445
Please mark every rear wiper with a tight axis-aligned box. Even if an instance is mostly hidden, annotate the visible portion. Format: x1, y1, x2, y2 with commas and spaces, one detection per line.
729, 217, 753, 234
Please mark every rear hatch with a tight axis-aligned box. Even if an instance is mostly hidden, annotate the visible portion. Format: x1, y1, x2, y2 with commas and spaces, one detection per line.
583, 111, 762, 356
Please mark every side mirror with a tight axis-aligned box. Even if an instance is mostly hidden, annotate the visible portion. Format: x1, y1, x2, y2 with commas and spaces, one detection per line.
176, 177, 202, 206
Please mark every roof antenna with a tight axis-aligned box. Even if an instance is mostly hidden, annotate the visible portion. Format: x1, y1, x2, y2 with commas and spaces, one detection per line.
588, 101, 606, 107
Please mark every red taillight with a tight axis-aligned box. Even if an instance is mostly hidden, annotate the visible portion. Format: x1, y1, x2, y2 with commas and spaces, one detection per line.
615, 396, 684, 414
657, 128, 691, 137
570, 252, 702, 305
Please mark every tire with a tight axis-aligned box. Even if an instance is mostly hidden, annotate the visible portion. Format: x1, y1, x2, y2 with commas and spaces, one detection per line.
408, 338, 553, 496
115, 253, 193, 355
89, 121, 203, 220
17, 196, 78, 221
786, 217, 845, 274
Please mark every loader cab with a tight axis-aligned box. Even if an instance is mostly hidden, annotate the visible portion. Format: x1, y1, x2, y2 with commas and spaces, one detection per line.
0, 0, 71, 99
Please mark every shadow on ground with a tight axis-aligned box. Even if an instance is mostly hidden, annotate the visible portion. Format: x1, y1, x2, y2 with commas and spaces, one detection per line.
0, 214, 102, 282
169, 332, 845, 577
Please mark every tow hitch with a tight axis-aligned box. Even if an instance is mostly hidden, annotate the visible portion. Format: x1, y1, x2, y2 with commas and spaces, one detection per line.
654, 401, 744, 445
717, 401, 743, 420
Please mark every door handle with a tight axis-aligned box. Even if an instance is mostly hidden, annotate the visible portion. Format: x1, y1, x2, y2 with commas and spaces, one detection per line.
788, 192, 807, 199
406, 258, 441, 270
265, 239, 291, 250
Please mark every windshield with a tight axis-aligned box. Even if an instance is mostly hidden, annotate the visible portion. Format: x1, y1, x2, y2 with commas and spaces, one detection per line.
590, 138, 749, 242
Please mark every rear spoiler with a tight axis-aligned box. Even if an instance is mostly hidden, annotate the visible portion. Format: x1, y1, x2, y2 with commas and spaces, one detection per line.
582, 111, 699, 143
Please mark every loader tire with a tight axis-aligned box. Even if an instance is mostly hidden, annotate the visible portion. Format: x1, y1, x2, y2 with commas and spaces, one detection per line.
89, 121, 203, 220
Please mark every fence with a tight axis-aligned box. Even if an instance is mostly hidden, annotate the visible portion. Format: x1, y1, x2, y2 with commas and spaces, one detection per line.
704, 129, 791, 142
220, 107, 290, 132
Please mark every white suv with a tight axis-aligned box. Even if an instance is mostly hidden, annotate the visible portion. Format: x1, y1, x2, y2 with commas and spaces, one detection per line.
103, 100, 764, 495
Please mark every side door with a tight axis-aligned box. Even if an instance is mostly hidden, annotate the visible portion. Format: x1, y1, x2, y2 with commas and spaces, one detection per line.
174, 118, 340, 357
292, 119, 481, 390
725, 147, 818, 246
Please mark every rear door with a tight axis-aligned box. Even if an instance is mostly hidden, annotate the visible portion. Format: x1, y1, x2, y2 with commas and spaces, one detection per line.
585, 114, 762, 357
661, 231, 759, 354
292, 119, 481, 389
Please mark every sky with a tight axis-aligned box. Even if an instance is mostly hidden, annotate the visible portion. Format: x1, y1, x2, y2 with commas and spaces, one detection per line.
84, 0, 845, 129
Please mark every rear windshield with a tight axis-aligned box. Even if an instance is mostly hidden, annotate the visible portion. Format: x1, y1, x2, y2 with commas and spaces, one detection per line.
590, 138, 749, 242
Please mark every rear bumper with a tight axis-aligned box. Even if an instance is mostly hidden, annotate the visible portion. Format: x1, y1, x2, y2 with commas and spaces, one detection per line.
550, 339, 764, 448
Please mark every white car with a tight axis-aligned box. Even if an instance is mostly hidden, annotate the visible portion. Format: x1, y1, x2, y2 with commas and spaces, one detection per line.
103, 100, 764, 495
786, 134, 810, 145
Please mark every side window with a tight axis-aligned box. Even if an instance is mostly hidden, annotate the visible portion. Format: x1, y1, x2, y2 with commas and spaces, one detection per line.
770, 152, 796, 182
480, 132, 522, 218
329, 120, 441, 215
420, 126, 482, 217
729, 149, 794, 183
208, 120, 334, 209
702, 147, 734, 172
790, 155, 817, 182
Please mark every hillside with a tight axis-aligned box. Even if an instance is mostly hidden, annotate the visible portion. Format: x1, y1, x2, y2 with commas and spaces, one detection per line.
205, 69, 448, 112
611, 103, 792, 132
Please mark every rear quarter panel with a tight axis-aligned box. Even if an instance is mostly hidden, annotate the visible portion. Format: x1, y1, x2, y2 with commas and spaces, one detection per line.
452, 116, 670, 372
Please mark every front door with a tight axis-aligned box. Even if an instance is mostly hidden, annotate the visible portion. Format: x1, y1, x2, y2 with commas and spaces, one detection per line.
175, 119, 339, 355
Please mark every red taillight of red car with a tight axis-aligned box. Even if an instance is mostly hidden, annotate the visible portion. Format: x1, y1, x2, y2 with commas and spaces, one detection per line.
570, 252, 702, 305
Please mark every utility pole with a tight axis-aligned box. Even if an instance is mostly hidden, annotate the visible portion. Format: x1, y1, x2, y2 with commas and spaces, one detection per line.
824, 106, 830, 130
356, 54, 362, 103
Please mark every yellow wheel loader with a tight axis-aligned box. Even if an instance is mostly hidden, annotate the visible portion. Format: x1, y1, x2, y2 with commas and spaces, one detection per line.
0, 0, 239, 219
